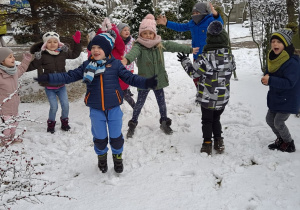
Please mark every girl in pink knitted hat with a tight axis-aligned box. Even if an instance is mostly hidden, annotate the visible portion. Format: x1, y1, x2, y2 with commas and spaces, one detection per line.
121, 14, 199, 138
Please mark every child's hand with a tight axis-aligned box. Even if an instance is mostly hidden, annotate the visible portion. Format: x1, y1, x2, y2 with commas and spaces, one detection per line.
121, 56, 128, 66
23, 52, 33, 62
177, 52, 189, 62
193, 47, 199, 54
145, 75, 158, 89
261, 74, 269, 85
72, 31, 81, 44
156, 15, 167, 26
34, 74, 49, 83
210, 2, 218, 17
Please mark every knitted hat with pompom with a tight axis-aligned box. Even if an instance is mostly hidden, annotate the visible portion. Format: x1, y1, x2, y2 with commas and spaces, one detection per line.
139, 14, 157, 36
87, 30, 116, 57
204, 21, 229, 51
270, 28, 293, 48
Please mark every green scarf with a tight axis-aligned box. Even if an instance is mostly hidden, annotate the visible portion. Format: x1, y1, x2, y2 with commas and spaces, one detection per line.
267, 50, 290, 73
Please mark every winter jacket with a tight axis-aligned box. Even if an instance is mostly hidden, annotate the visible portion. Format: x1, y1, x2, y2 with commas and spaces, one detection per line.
28, 41, 82, 87
265, 54, 300, 114
181, 48, 235, 110
166, 14, 223, 59
119, 36, 135, 90
48, 55, 147, 111
0, 57, 31, 116
125, 41, 193, 90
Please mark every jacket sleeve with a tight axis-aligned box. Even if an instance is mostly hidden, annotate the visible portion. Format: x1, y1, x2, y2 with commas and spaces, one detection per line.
124, 43, 141, 64
27, 58, 44, 76
181, 55, 206, 79
268, 60, 300, 90
17, 56, 31, 78
163, 41, 193, 54
166, 21, 190, 32
118, 61, 147, 89
66, 41, 82, 59
49, 63, 85, 84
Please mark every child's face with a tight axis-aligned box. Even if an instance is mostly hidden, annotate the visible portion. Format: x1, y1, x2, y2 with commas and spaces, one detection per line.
1, 53, 15, 68
120, 27, 130, 39
140, 30, 155, 40
271, 39, 284, 55
91, 45, 106, 60
46, 38, 59, 51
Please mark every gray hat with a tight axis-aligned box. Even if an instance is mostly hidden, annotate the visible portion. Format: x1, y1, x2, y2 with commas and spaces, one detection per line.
192, 2, 211, 15
117, 23, 129, 33
0, 47, 13, 63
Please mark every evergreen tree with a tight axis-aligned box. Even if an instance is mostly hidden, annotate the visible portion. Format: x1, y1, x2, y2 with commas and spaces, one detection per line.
128, 0, 154, 37
177, 0, 196, 39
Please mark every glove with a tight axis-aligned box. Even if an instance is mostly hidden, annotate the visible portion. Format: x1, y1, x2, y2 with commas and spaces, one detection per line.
34, 51, 42, 60
34, 74, 49, 83
72, 31, 81, 44
177, 52, 189, 62
145, 75, 158, 89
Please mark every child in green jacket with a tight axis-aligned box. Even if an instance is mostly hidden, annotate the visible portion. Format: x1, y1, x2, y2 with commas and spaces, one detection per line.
121, 14, 198, 138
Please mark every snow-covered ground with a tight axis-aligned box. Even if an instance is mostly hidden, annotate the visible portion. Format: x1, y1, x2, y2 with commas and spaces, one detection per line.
2, 24, 300, 210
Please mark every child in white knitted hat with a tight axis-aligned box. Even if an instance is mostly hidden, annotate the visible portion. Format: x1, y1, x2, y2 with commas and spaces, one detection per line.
0, 47, 33, 145
28, 31, 82, 134
261, 28, 300, 153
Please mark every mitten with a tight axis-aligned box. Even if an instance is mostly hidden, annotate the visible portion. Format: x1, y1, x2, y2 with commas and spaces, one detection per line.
145, 75, 158, 89
72, 31, 81, 44
23, 52, 33, 62
34, 74, 49, 83
34, 51, 42, 60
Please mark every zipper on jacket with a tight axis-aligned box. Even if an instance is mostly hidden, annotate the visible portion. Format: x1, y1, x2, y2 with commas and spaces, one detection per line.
100, 75, 105, 111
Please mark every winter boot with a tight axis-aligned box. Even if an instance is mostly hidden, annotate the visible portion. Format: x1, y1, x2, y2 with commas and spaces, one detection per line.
214, 137, 225, 153
268, 137, 283, 150
98, 153, 108, 173
279, 140, 296, 153
200, 140, 212, 155
47, 120, 56, 134
113, 153, 123, 173
160, 118, 173, 135
127, 120, 137, 138
61, 117, 71, 131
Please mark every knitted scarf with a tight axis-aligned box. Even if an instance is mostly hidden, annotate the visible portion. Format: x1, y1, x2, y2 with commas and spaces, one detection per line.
267, 50, 290, 73
136, 35, 162, 49
0, 64, 17, 75
83, 59, 107, 83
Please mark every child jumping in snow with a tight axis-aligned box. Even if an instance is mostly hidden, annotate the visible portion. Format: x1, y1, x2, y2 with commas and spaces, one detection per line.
0, 47, 33, 145
121, 14, 199, 138
177, 21, 235, 155
261, 28, 300, 153
34, 30, 158, 173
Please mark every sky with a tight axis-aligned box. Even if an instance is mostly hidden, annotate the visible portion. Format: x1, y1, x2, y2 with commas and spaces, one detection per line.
1, 24, 300, 210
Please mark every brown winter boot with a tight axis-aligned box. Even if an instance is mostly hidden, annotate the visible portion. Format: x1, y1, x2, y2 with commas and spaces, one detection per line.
47, 120, 56, 134
61, 117, 71, 131
214, 137, 225, 153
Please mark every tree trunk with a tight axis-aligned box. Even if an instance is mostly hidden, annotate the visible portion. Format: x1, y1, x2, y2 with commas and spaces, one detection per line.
286, 0, 297, 23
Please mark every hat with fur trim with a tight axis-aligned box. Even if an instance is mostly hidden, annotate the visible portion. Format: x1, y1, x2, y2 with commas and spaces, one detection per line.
270, 28, 293, 47
0, 47, 13, 63
139, 14, 157, 36
41, 31, 64, 51
87, 30, 116, 57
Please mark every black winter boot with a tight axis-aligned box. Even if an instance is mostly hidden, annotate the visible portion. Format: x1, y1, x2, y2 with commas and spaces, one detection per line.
127, 120, 137, 138
61, 117, 71, 131
214, 137, 225, 153
98, 153, 108, 173
268, 137, 284, 150
200, 140, 212, 155
160, 118, 173, 135
113, 153, 123, 173
279, 140, 296, 153
47, 120, 56, 134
